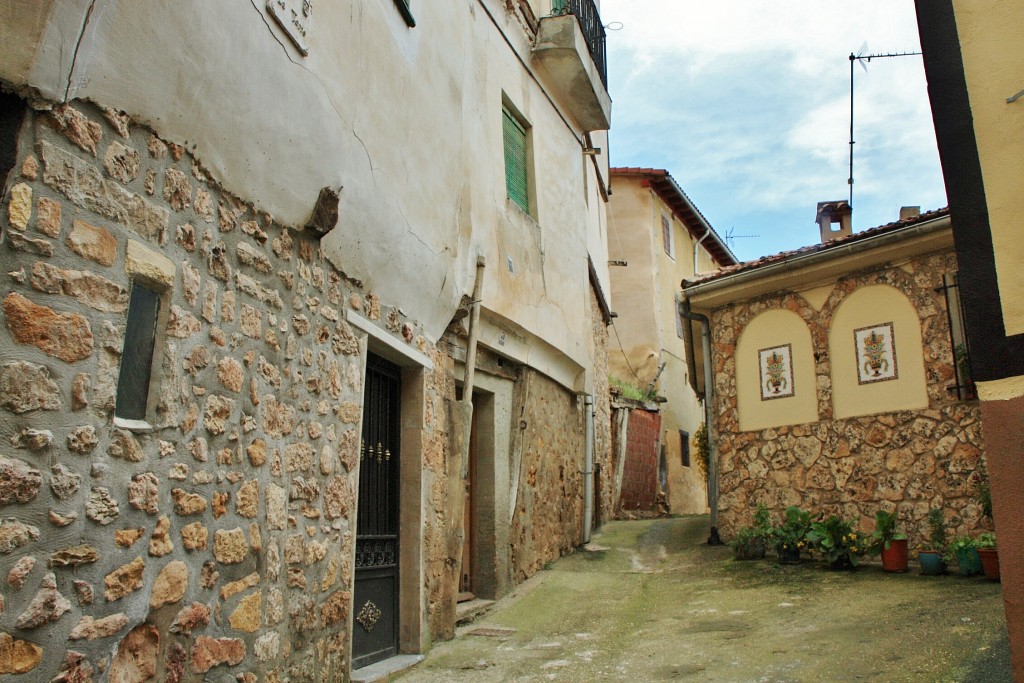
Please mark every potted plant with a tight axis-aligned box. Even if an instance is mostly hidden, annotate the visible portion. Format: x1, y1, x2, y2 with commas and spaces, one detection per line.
731, 504, 771, 561
918, 508, 947, 575
975, 533, 999, 581
869, 509, 908, 572
807, 515, 866, 570
770, 505, 814, 564
946, 536, 982, 576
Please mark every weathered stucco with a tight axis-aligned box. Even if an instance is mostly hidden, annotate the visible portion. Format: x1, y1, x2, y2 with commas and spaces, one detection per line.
0, 0, 610, 388
0, 97, 615, 681
713, 250, 989, 548
607, 173, 718, 513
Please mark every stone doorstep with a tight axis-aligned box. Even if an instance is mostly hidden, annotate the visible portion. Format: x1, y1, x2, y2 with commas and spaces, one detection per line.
456, 598, 495, 625
350, 654, 424, 683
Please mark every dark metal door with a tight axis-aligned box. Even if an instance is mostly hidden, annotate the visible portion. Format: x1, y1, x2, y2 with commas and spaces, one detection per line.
352, 355, 400, 670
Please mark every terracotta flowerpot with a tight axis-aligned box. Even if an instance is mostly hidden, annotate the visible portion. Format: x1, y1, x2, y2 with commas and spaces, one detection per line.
880, 539, 909, 572
977, 548, 1000, 581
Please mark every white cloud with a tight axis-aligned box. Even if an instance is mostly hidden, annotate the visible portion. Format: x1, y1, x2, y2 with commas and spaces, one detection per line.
602, 0, 946, 261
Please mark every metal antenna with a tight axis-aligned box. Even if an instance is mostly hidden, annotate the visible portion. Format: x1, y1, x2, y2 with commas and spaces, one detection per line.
724, 227, 759, 249
848, 47, 922, 208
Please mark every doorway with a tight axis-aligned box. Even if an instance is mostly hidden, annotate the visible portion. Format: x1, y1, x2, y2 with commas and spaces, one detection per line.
352, 354, 401, 669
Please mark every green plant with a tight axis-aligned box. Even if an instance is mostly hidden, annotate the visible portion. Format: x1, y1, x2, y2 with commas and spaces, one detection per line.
945, 535, 977, 562
974, 532, 997, 550
609, 375, 656, 402
869, 509, 907, 555
770, 505, 815, 554
920, 508, 947, 553
693, 422, 710, 483
808, 515, 867, 567
730, 504, 772, 558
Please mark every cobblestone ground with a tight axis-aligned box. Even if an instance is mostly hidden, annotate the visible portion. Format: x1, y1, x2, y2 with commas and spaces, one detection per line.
397, 516, 1010, 682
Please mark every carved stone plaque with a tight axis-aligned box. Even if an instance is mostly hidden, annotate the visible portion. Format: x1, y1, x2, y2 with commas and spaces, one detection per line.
267, 0, 312, 55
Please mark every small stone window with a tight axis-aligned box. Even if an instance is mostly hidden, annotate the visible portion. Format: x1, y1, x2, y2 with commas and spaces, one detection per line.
115, 283, 162, 424
115, 239, 176, 431
679, 430, 690, 467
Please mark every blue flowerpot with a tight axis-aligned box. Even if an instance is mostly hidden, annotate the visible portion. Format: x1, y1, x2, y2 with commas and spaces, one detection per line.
955, 547, 982, 576
919, 551, 946, 575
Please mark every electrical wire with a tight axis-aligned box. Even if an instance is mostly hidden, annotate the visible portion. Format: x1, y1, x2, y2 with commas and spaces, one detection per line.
609, 317, 644, 387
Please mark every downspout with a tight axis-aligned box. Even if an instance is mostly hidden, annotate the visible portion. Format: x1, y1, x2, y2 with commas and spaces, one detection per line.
583, 395, 595, 543
693, 226, 711, 276
679, 299, 723, 546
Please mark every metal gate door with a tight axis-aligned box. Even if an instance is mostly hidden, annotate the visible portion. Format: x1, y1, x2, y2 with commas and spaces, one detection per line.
352, 355, 400, 669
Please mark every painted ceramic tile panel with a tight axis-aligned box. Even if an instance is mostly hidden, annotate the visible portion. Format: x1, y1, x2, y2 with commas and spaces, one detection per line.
855, 322, 899, 384
759, 344, 794, 400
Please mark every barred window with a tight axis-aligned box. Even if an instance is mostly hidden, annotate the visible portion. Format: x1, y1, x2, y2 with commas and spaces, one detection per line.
938, 272, 976, 400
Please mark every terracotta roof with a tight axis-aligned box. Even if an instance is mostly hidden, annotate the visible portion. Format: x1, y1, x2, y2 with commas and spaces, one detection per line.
611, 167, 738, 267
682, 206, 951, 288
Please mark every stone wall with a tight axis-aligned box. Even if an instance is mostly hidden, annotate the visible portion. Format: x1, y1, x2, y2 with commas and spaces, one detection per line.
421, 351, 455, 641
712, 251, 989, 547
509, 369, 585, 581
618, 408, 662, 513
0, 99, 435, 681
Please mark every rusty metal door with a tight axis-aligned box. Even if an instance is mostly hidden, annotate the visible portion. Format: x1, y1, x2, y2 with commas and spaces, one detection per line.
352, 355, 400, 669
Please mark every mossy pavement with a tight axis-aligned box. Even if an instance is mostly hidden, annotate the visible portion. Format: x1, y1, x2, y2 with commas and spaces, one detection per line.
395, 516, 1010, 682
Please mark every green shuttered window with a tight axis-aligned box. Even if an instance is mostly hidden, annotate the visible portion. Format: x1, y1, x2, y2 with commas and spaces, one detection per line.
502, 107, 530, 213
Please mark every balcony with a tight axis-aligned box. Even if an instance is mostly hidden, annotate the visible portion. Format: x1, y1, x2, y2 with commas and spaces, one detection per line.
532, 0, 612, 132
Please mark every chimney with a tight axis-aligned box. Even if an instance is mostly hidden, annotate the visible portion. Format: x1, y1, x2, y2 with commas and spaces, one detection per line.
899, 206, 921, 221
816, 200, 853, 244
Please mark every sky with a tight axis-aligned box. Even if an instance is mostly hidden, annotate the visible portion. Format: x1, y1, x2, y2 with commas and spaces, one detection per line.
600, 1, 948, 263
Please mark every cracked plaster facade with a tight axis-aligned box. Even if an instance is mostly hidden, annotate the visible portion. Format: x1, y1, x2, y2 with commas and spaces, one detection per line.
0, 0, 614, 679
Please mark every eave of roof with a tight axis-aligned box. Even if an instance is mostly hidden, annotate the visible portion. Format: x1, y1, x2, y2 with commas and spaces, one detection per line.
611, 167, 739, 267
683, 206, 951, 289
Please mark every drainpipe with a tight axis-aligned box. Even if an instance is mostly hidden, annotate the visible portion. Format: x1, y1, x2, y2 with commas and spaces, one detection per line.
679, 299, 723, 546
583, 394, 595, 543
693, 226, 711, 276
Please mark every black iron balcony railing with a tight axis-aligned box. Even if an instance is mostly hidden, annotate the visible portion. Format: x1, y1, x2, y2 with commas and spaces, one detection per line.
552, 0, 608, 88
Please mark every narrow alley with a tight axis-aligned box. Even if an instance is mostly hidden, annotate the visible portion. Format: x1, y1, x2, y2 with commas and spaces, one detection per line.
397, 517, 1009, 682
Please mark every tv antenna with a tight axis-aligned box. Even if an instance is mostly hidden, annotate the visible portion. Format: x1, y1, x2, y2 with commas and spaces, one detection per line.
724, 226, 759, 249
848, 44, 922, 207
